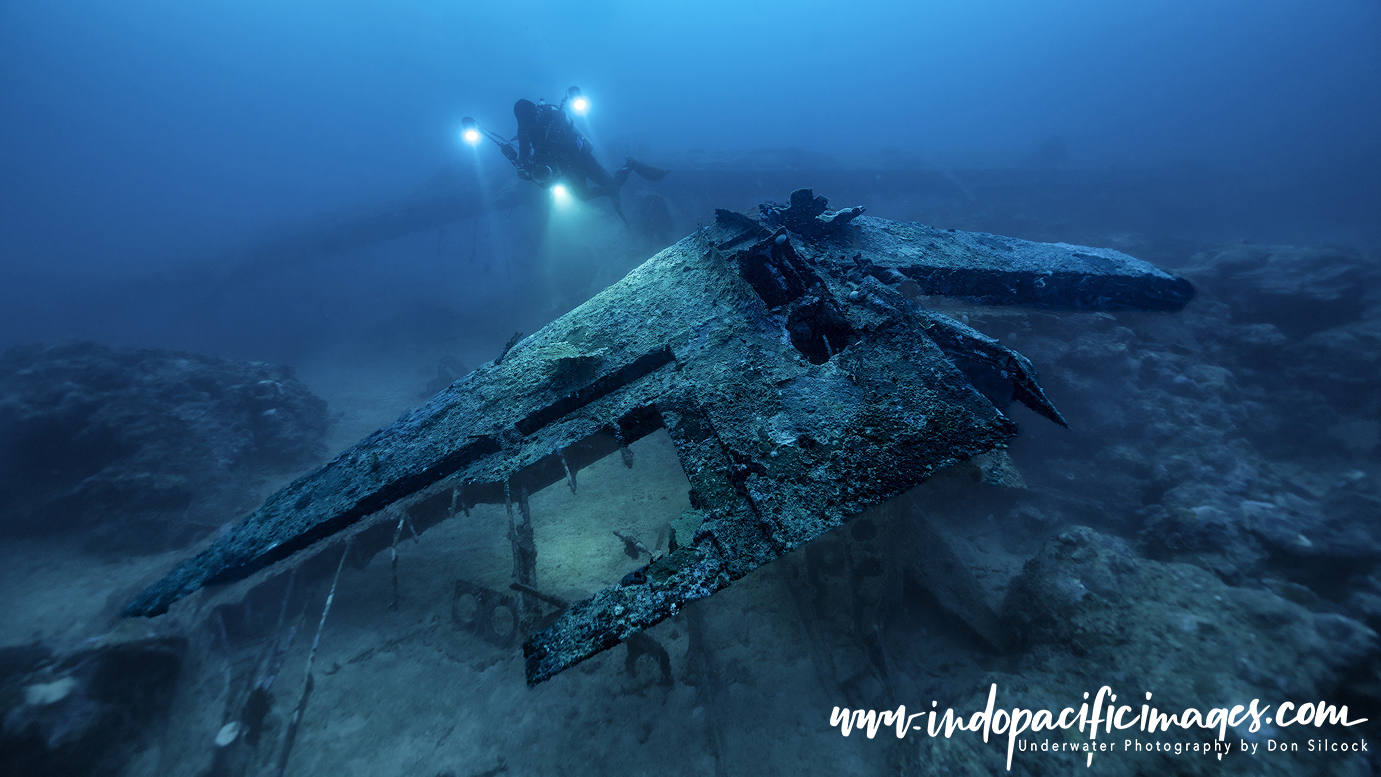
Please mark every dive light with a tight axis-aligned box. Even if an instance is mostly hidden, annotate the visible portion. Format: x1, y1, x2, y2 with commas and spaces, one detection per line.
567, 86, 588, 115
461, 117, 481, 144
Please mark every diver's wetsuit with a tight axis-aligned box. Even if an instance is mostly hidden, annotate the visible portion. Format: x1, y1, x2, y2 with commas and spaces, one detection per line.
513, 99, 664, 216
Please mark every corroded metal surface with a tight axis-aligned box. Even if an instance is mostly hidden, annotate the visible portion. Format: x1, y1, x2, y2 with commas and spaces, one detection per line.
126, 190, 1193, 685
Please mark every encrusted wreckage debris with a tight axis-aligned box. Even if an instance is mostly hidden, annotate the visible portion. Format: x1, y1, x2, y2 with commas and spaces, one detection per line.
125, 189, 1193, 685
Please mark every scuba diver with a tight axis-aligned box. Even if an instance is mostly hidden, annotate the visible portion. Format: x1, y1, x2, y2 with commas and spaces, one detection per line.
462, 87, 667, 219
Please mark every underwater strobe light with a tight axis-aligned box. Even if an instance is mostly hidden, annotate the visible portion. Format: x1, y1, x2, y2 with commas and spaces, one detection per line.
461, 117, 481, 145
551, 184, 571, 205
567, 86, 588, 115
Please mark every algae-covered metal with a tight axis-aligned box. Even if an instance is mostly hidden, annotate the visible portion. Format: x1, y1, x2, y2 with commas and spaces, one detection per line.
125, 190, 1193, 685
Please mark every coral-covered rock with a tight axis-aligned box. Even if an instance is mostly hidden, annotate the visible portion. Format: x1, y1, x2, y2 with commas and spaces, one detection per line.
1007, 527, 1375, 684
996, 527, 1376, 775
0, 341, 328, 553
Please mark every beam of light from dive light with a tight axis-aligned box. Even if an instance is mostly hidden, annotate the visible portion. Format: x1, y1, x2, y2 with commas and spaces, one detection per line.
551, 184, 571, 205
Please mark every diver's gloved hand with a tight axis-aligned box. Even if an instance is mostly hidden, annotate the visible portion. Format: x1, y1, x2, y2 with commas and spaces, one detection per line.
625, 158, 668, 181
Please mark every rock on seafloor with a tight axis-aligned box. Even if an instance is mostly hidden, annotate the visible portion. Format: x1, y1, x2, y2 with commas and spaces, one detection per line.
0, 341, 330, 554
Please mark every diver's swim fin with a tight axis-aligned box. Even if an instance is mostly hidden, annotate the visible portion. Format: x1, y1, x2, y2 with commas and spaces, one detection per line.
625, 158, 669, 182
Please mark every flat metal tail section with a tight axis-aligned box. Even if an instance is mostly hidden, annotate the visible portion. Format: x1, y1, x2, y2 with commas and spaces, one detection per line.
853, 217, 1195, 311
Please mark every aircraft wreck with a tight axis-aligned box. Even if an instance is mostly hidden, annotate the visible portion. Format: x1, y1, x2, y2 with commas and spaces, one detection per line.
126, 188, 1194, 685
